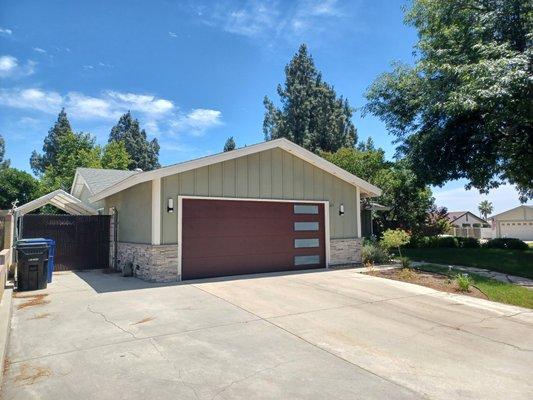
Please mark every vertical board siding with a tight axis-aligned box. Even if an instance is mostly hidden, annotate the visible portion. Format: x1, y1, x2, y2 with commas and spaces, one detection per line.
159, 148, 361, 244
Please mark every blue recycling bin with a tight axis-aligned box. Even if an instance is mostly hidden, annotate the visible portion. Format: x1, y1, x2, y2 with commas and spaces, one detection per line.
17, 238, 55, 283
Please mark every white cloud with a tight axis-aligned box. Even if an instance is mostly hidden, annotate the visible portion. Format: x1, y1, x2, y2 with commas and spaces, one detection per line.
198, 0, 345, 40
0, 55, 36, 78
433, 183, 531, 216
0, 87, 222, 136
170, 109, 222, 136
33, 47, 47, 54
168, 31, 178, 38
0, 27, 12, 35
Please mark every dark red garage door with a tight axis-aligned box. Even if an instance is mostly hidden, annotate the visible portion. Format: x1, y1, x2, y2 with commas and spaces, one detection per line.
181, 199, 326, 280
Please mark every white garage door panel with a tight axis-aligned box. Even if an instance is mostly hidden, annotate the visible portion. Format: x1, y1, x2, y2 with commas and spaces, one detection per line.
500, 222, 533, 241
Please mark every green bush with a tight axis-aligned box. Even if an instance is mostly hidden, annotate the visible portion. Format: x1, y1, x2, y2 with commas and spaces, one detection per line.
380, 229, 411, 256
399, 256, 411, 268
455, 273, 472, 292
433, 236, 459, 248
361, 243, 390, 264
456, 237, 481, 248
483, 238, 528, 250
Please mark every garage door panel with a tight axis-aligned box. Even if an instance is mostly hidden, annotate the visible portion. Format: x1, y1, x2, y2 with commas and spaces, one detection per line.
181, 199, 326, 280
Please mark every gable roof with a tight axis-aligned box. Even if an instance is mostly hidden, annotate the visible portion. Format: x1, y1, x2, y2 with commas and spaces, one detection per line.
490, 205, 533, 220
15, 190, 98, 216
446, 211, 487, 224
89, 138, 382, 202
71, 168, 140, 198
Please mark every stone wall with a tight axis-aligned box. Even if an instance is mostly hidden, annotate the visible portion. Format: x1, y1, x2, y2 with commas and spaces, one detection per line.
329, 238, 362, 266
116, 242, 178, 282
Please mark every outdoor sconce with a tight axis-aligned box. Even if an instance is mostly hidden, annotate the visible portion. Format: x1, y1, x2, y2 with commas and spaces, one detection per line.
339, 204, 345, 216
167, 198, 174, 213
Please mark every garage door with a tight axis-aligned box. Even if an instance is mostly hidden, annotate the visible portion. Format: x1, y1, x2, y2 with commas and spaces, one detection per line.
181, 199, 326, 280
500, 221, 533, 241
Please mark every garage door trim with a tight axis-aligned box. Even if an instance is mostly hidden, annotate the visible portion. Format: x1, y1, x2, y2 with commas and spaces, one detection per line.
177, 195, 330, 280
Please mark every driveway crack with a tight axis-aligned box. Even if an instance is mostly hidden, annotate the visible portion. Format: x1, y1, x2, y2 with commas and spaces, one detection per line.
86, 305, 136, 339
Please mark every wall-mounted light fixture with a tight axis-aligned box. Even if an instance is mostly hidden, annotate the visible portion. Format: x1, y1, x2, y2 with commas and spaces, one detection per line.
339, 203, 345, 216
167, 198, 174, 213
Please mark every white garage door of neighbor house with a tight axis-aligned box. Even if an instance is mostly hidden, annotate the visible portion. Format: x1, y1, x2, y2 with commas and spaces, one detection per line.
500, 221, 533, 241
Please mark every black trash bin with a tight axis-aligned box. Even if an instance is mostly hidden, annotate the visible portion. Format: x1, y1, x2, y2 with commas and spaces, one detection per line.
16, 241, 49, 291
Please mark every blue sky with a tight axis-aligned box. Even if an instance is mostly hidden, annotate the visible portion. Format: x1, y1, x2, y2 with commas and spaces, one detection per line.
0, 0, 526, 214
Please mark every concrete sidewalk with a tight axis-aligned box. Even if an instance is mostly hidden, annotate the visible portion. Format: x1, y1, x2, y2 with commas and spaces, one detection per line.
2, 269, 532, 399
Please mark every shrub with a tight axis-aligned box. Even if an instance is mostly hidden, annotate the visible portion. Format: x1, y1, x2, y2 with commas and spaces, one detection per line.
399, 267, 415, 280
456, 237, 480, 248
455, 273, 472, 292
361, 243, 389, 264
483, 238, 528, 250
399, 256, 411, 268
433, 236, 459, 248
380, 229, 411, 257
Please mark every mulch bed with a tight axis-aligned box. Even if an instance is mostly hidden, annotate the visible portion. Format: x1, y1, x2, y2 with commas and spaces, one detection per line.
365, 268, 488, 300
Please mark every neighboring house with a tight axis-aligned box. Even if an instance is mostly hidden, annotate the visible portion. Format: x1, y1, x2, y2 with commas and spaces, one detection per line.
85, 138, 382, 282
70, 167, 141, 211
446, 211, 491, 239
447, 211, 490, 228
490, 205, 533, 241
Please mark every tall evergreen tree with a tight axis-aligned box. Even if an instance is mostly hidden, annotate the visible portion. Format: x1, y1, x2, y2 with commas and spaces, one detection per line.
223, 136, 236, 152
108, 112, 160, 171
0, 134, 9, 169
263, 44, 356, 152
30, 108, 73, 175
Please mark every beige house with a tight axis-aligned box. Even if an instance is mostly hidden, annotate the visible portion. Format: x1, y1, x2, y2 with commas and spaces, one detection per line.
82, 138, 381, 282
490, 205, 533, 241
446, 211, 491, 239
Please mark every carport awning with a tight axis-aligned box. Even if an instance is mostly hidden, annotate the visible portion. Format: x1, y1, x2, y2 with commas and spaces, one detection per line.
15, 189, 98, 216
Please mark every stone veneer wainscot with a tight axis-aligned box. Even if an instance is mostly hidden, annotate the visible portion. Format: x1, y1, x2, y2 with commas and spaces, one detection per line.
329, 238, 362, 266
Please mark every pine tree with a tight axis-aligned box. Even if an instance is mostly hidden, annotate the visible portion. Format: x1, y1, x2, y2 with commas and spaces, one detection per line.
223, 137, 236, 152
108, 112, 160, 171
263, 44, 356, 152
0, 134, 9, 169
30, 108, 73, 174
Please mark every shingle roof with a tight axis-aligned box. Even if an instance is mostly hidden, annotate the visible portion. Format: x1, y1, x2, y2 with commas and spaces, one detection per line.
446, 211, 468, 222
75, 168, 140, 195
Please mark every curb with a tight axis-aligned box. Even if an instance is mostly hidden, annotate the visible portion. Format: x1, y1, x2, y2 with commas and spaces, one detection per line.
0, 284, 13, 387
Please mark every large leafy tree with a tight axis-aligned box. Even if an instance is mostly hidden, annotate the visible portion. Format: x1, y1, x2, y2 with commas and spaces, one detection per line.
41, 130, 101, 192
108, 112, 160, 171
321, 143, 439, 235
0, 168, 39, 209
365, 0, 532, 201
30, 108, 73, 175
264, 44, 357, 152
101, 141, 131, 170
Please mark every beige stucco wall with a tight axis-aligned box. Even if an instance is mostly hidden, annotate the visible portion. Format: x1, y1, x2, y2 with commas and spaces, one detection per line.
493, 206, 533, 221
79, 185, 104, 210
105, 181, 152, 244
160, 148, 359, 244
450, 213, 487, 227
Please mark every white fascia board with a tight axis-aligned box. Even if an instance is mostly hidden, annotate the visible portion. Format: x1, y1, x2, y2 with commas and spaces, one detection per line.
16, 189, 98, 216
89, 138, 382, 202
70, 170, 93, 197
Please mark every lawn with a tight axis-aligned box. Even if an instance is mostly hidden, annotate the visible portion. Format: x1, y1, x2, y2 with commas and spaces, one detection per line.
415, 264, 533, 309
403, 248, 533, 279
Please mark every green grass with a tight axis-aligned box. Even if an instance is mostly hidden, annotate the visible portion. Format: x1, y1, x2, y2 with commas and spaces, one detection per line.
416, 264, 533, 309
403, 248, 533, 279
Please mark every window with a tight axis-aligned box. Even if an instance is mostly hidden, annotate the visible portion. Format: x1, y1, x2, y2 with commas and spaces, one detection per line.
294, 204, 318, 214
294, 255, 320, 266
294, 222, 319, 231
294, 238, 319, 248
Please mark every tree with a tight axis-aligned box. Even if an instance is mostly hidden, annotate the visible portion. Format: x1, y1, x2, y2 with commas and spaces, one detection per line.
223, 136, 236, 152
365, 0, 532, 202
41, 130, 101, 192
0, 134, 9, 169
108, 112, 160, 171
380, 229, 411, 257
101, 141, 131, 170
321, 144, 437, 235
263, 44, 357, 152
30, 108, 73, 175
478, 200, 494, 220
0, 168, 39, 209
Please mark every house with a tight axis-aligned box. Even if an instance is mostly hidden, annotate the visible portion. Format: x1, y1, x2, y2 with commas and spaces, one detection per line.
446, 211, 491, 239
83, 138, 381, 282
490, 205, 533, 241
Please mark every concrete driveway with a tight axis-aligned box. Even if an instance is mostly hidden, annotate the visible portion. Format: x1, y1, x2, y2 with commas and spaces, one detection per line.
2, 269, 532, 400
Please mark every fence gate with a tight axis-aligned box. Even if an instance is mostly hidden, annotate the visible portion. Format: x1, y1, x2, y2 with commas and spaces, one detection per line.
20, 214, 111, 271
